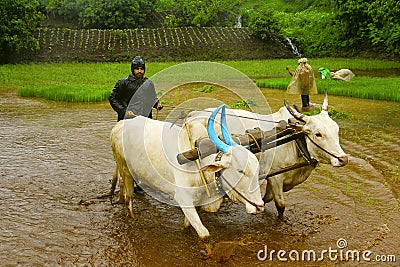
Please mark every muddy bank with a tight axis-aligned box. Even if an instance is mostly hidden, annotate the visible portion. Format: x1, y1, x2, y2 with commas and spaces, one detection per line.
0, 90, 399, 266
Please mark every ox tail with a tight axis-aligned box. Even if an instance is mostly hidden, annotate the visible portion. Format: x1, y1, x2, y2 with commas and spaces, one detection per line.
110, 165, 118, 205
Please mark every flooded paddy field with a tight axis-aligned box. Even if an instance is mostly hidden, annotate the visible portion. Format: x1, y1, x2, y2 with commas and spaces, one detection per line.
1, 89, 399, 266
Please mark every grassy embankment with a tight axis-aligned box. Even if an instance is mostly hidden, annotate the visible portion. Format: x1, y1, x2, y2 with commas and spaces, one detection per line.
1, 58, 399, 102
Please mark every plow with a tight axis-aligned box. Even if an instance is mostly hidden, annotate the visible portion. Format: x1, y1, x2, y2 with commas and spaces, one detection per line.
177, 117, 319, 180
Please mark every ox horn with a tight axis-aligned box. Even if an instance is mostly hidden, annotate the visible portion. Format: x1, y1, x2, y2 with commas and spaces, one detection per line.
208, 105, 235, 153
322, 89, 329, 112
221, 105, 237, 147
284, 100, 308, 123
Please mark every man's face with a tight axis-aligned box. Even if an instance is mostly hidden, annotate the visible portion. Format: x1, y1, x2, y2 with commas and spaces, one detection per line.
133, 66, 144, 78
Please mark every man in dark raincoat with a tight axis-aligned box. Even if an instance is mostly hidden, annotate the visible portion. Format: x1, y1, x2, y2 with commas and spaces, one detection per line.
109, 56, 163, 121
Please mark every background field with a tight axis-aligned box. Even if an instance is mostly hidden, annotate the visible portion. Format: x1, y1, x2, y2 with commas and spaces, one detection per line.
1, 59, 399, 103
21, 27, 293, 63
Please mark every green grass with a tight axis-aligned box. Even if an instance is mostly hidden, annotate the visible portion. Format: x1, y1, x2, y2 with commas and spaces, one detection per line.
257, 76, 400, 102
1, 59, 399, 102
17, 84, 111, 102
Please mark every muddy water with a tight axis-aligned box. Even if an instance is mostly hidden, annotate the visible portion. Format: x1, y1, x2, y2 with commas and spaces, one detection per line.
1, 89, 399, 266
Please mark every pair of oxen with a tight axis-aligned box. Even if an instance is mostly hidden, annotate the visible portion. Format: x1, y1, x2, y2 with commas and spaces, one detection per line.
110, 93, 348, 239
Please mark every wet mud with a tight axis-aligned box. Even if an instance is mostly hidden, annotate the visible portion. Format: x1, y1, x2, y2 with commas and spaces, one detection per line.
1, 90, 399, 266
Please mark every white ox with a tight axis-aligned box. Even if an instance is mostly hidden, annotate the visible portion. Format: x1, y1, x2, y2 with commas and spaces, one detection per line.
110, 105, 264, 238
187, 93, 348, 218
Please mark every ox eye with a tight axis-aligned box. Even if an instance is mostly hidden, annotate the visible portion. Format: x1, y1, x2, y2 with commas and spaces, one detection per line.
315, 132, 322, 138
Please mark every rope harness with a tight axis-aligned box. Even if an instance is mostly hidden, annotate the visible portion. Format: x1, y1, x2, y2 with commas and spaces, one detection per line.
213, 152, 264, 212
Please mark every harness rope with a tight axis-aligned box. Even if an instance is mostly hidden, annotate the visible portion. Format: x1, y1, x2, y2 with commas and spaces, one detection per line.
304, 134, 342, 160
213, 152, 263, 212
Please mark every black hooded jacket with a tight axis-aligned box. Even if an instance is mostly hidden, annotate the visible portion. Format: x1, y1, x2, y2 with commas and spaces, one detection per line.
109, 74, 158, 121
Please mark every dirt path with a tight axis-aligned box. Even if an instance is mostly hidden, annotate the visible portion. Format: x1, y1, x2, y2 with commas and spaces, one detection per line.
1, 90, 399, 266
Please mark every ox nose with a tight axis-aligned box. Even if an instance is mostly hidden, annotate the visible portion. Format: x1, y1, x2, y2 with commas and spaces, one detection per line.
338, 155, 349, 166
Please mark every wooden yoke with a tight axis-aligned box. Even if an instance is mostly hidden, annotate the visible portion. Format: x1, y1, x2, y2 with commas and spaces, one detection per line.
177, 120, 290, 165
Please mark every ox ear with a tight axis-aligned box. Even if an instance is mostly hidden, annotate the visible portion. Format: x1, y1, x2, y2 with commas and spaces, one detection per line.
321, 89, 329, 112
284, 100, 309, 123
201, 164, 223, 173
201, 152, 231, 173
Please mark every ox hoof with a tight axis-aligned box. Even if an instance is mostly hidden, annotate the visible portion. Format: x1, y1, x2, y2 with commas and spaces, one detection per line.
134, 186, 144, 193
276, 206, 285, 220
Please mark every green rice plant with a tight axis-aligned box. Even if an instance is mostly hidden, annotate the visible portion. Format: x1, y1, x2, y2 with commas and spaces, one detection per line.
256, 77, 290, 89
191, 84, 217, 93
222, 58, 400, 77
302, 107, 353, 120
229, 99, 258, 109
317, 77, 400, 102
2, 59, 400, 103
17, 84, 110, 102
257, 76, 400, 102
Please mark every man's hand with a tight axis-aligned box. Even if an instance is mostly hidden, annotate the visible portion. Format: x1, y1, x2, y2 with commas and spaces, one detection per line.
286, 66, 293, 77
125, 110, 135, 118
156, 102, 163, 110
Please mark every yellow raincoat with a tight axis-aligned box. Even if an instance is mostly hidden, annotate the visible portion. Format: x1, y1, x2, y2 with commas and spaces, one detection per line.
287, 58, 318, 95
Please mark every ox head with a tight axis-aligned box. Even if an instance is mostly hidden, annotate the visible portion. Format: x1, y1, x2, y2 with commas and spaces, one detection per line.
202, 105, 264, 214
284, 92, 348, 167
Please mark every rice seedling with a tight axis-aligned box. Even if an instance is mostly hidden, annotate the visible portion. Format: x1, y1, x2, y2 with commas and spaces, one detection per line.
17, 84, 110, 102
1, 59, 399, 103
228, 99, 258, 109
257, 76, 400, 102
191, 84, 217, 93
302, 107, 353, 120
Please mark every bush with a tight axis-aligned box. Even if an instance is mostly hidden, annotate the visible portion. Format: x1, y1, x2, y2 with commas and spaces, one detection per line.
0, 0, 44, 63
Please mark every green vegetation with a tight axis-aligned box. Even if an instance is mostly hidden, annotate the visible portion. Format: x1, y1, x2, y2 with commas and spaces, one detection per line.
302, 107, 354, 120
1, 62, 127, 102
223, 58, 400, 77
0, 0, 44, 63
17, 84, 110, 102
191, 85, 217, 93
229, 99, 258, 109
3, 0, 400, 63
257, 76, 400, 102
246, 0, 400, 58
47, 0, 155, 29
1, 59, 399, 102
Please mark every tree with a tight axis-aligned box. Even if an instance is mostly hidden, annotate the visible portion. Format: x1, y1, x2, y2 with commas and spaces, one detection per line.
247, 7, 282, 41
78, 0, 155, 29
335, 0, 400, 56
47, 0, 155, 29
161, 0, 241, 27
0, 0, 44, 63
367, 0, 400, 55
